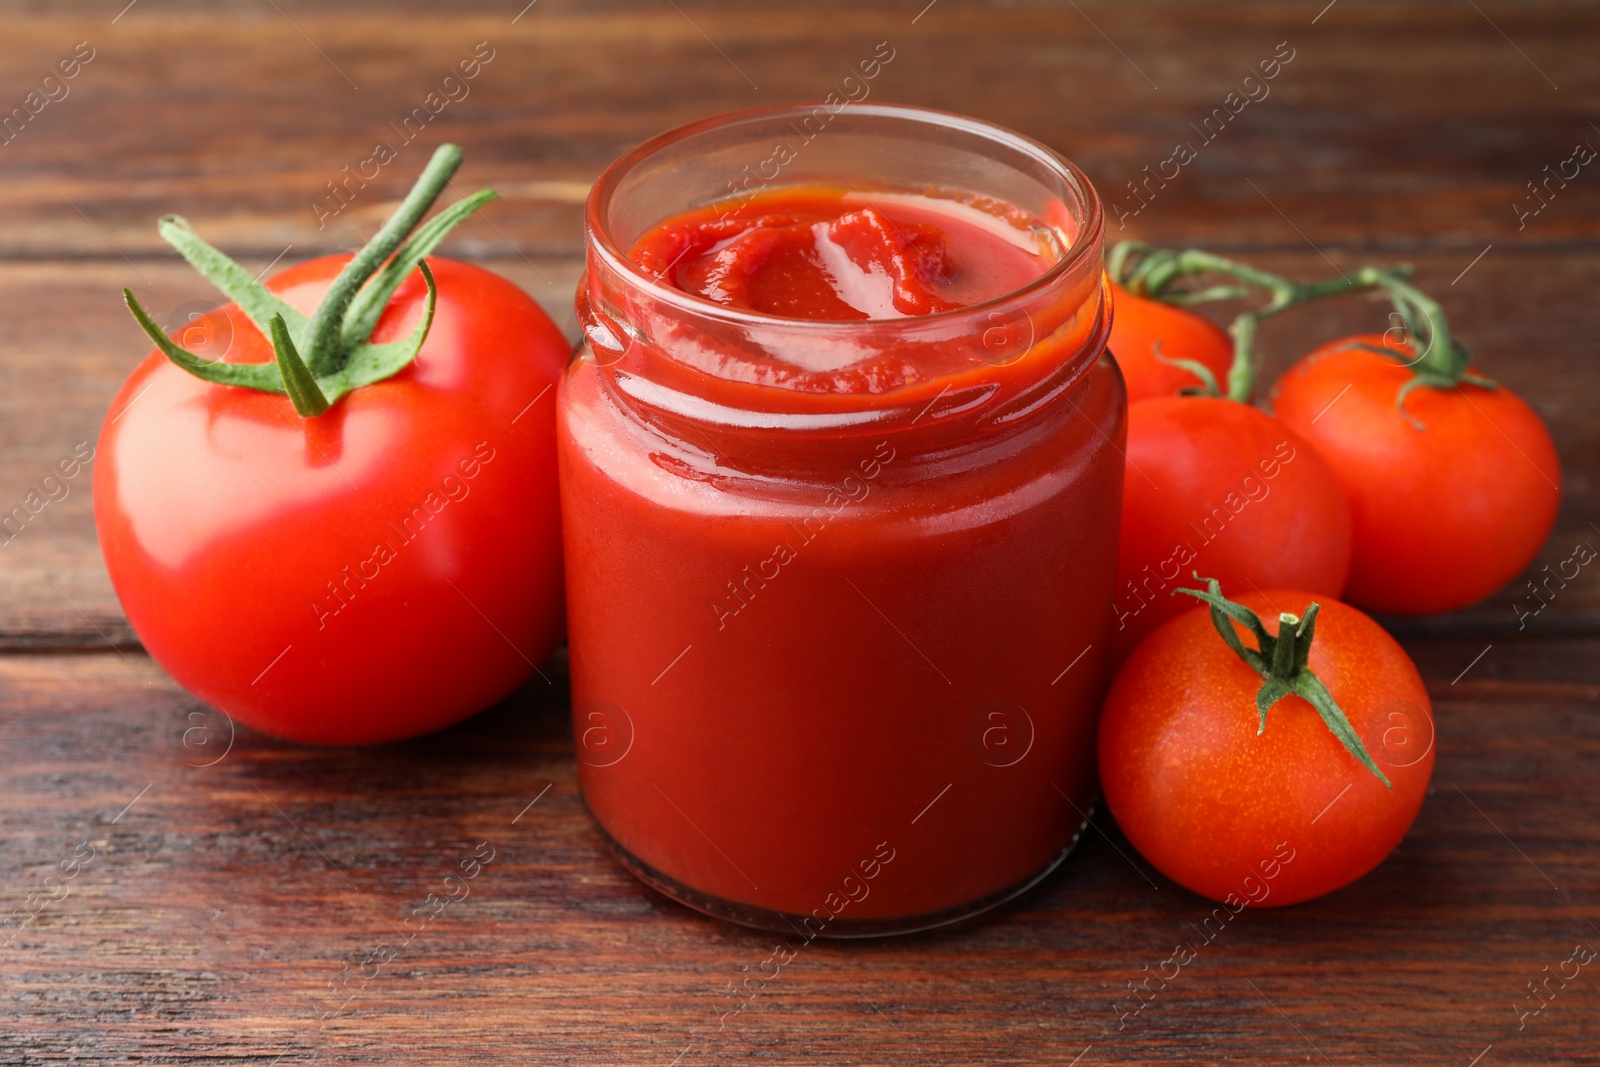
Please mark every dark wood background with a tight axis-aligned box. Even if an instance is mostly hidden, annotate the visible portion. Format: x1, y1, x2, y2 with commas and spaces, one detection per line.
2, 2, 1597, 1063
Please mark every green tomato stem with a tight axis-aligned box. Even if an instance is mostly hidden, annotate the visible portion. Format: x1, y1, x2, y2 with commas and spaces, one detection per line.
1221, 264, 1397, 403
1108, 241, 1409, 402
300, 144, 463, 378
268, 313, 330, 417
124, 144, 493, 418
1174, 575, 1391, 788
1360, 268, 1499, 425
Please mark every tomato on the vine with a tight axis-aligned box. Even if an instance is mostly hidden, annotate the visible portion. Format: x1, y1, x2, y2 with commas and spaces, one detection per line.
1272, 334, 1561, 615
1113, 396, 1351, 664
1098, 581, 1434, 906
1108, 282, 1234, 403
96, 146, 569, 744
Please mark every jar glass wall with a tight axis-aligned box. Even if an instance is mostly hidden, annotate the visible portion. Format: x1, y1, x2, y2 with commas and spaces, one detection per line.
559, 103, 1124, 936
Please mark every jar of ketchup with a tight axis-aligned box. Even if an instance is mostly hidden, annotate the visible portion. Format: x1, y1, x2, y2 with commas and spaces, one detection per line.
559, 103, 1123, 936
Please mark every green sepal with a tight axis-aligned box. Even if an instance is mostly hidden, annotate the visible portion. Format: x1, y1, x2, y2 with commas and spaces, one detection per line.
1342, 340, 1499, 429
157, 216, 307, 345
125, 257, 435, 416
1255, 677, 1293, 734
1174, 578, 1271, 673
1150, 340, 1222, 397
123, 289, 284, 393
267, 314, 330, 417
1174, 575, 1391, 788
1291, 604, 1319, 674
1105, 240, 1154, 294
129, 144, 491, 418
323, 259, 438, 398
1393, 376, 1434, 430
1294, 672, 1390, 788
1344, 340, 1424, 369
342, 191, 496, 350
300, 144, 463, 376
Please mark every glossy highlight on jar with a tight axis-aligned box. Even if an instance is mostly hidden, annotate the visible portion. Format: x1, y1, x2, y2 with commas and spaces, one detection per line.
558, 103, 1125, 935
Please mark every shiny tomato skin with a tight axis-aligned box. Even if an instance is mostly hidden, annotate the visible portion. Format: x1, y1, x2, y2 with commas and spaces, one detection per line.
1108, 283, 1235, 403
1099, 590, 1434, 906
1113, 397, 1351, 664
95, 255, 568, 744
1270, 335, 1561, 615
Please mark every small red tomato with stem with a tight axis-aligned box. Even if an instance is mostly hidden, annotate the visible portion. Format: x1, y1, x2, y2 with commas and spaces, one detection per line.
1270, 276, 1561, 615
97, 145, 570, 744
1106, 244, 1392, 664
1107, 281, 1234, 403
1099, 578, 1434, 906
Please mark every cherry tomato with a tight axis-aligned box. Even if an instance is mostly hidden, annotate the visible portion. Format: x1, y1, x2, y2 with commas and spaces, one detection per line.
1108, 282, 1235, 403
96, 255, 568, 744
1271, 335, 1561, 615
1113, 397, 1351, 664
1099, 588, 1434, 906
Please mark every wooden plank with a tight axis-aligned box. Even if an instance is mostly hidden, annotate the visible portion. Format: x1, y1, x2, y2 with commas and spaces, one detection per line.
0, 638, 1593, 1063
0, 3, 1596, 259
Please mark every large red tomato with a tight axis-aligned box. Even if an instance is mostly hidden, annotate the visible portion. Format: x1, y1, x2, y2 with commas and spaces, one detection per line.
1108, 282, 1235, 403
1112, 397, 1351, 663
96, 254, 568, 743
1099, 586, 1434, 906
1271, 335, 1561, 614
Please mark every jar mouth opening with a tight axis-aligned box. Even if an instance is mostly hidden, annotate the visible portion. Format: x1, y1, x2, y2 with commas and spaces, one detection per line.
585, 102, 1104, 333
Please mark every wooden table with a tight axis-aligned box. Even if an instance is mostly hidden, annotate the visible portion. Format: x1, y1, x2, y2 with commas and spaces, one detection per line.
3, 2, 1597, 1063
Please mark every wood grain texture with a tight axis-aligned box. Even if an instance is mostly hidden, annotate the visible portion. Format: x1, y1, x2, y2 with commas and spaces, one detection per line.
1, 2, 1598, 1063
1, 1, 1597, 256
0, 643, 1596, 1065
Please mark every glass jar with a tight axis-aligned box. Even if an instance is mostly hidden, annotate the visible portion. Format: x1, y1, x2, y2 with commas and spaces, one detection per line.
559, 103, 1123, 936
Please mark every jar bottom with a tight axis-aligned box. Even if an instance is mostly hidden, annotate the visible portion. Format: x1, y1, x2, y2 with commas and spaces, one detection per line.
588, 805, 1095, 939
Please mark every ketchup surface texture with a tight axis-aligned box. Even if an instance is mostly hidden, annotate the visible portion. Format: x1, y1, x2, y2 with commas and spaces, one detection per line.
561, 181, 1123, 927
630, 186, 1053, 321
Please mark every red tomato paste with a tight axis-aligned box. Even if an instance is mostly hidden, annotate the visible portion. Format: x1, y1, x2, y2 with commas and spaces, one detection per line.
630, 187, 1049, 322
561, 117, 1121, 934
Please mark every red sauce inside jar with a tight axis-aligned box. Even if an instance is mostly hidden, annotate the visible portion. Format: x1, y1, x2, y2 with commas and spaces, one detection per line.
561, 179, 1122, 929
630, 186, 1055, 323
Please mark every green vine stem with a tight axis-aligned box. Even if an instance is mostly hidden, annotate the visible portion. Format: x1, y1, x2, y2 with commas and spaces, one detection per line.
123, 144, 496, 417
1354, 270, 1498, 424
1108, 241, 1406, 403
1175, 576, 1390, 788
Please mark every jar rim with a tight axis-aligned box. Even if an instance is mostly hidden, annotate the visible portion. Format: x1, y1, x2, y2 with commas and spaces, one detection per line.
584, 101, 1105, 334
